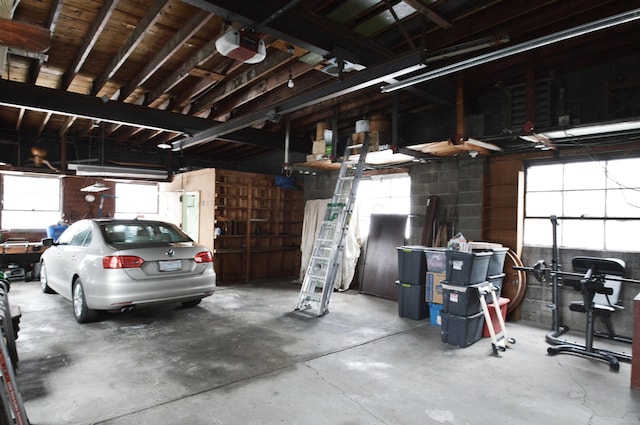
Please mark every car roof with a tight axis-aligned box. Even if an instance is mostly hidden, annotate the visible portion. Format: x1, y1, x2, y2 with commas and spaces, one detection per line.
89, 219, 171, 226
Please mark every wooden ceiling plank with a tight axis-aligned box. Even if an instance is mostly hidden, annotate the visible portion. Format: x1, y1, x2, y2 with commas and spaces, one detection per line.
91, 0, 171, 97
189, 68, 225, 81
178, 48, 426, 149
191, 48, 292, 114
211, 60, 318, 118
119, 9, 214, 101
145, 37, 220, 105
113, 126, 144, 144
0, 18, 51, 52
62, 0, 119, 91
172, 78, 218, 111
229, 69, 331, 119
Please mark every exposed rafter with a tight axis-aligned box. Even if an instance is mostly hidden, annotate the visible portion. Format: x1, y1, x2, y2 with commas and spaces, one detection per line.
90, 0, 171, 97
0, 0, 638, 170
119, 10, 214, 102
61, 0, 119, 91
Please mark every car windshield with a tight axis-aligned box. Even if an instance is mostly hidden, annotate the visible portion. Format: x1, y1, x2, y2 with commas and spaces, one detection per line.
101, 222, 193, 245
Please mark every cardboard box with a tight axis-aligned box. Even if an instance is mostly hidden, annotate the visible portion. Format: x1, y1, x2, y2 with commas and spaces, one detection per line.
312, 140, 326, 154
349, 132, 379, 154
425, 272, 445, 304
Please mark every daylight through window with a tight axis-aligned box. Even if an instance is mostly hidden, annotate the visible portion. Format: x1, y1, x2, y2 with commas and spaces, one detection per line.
1, 175, 62, 229
524, 157, 640, 251
355, 173, 411, 239
115, 183, 159, 219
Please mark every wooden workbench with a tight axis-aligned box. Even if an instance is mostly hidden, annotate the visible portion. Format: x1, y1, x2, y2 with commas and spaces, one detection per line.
1, 241, 47, 255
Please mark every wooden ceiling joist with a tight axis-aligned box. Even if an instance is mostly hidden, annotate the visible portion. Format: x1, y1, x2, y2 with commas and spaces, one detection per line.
61, 0, 119, 91
90, 0, 171, 97
118, 9, 214, 102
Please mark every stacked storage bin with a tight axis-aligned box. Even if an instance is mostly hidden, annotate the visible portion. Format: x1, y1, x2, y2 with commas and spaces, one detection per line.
474, 246, 510, 337
440, 250, 492, 347
479, 246, 508, 300
395, 246, 428, 320
424, 248, 447, 326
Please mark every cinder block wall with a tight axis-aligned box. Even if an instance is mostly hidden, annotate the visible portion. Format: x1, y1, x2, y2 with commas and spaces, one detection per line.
407, 157, 485, 245
303, 156, 485, 245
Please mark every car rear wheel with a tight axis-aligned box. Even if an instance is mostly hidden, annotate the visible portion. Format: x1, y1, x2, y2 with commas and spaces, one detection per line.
73, 279, 99, 323
40, 262, 56, 294
181, 299, 202, 308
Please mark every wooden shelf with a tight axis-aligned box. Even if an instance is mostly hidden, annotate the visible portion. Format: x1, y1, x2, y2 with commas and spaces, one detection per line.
213, 169, 304, 283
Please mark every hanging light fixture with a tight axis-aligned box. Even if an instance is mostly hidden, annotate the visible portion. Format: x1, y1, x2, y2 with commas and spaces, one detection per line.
287, 46, 295, 89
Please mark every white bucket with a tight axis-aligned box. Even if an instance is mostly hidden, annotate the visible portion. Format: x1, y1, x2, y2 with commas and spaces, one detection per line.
355, 119, 370, 133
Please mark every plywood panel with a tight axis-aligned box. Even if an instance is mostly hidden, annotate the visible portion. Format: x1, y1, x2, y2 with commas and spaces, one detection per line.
361, 214, 408, 300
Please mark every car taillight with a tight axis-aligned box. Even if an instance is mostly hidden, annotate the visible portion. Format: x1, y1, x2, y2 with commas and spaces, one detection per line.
103, 255, 145, 269
194, 251, 213, 263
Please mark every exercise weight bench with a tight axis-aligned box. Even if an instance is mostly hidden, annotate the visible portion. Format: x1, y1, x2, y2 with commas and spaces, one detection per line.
547, 256, 631, 371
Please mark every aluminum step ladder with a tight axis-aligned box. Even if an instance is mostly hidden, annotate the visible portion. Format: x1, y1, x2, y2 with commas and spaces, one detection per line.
478, 281, 515, 356
295, 137, 370, 316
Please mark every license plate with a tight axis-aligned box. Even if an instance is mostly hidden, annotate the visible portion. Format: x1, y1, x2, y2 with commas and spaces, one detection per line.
159, 260, 182, 272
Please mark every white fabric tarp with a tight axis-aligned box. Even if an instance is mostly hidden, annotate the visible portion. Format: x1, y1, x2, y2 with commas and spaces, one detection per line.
299, 199, 362, 291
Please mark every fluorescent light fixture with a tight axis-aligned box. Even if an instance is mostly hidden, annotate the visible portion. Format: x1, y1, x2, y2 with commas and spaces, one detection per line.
69, 164, 168, 180
157, 143, 172, 149
541, 120, 640, 139
81, 182, 110, 192
382, 8, 640, 93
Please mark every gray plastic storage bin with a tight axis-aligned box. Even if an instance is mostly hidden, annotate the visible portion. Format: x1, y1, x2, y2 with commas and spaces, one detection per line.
424, 248, 447, 273
440, 311, 485, 348
485, 247, 508, 276
484, 273, 505, 302
441, 282, 485, 316
445, 251, 492, 285
396, 281, 428, 320
396, 246, 427, 285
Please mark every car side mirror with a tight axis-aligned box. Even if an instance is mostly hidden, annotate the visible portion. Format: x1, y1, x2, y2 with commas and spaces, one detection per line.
41, 238, 55, 247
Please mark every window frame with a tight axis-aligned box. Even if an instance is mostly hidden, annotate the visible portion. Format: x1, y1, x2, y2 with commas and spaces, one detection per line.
523, 156, 640, 251
1, 174, 62, 229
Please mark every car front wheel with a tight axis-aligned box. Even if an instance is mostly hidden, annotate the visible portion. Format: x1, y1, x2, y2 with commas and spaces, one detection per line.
40, 262, 56, 294
73, 279, 99, 323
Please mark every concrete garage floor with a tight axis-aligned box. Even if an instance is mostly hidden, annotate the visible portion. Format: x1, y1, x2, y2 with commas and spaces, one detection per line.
8, 279, 640, 425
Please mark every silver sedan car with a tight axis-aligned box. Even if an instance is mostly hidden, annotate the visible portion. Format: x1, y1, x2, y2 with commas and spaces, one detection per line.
40, 219, 216, 323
